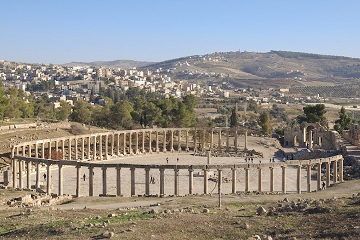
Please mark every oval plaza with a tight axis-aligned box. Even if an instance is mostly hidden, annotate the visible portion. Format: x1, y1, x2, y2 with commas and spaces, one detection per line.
10, 128, 344, 197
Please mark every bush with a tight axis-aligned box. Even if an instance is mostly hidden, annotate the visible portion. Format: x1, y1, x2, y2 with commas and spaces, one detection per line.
70, 124, 86, 135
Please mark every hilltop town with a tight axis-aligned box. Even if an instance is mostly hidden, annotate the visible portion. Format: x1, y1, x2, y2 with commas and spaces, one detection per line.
2, 51, 360, 120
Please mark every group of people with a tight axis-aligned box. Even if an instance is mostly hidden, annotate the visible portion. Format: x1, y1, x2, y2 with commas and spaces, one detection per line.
166, 157, 179, 164
150, 175, 155, 184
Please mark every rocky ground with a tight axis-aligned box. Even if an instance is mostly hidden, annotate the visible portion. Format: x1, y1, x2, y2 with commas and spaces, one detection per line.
0, 180, 360, 239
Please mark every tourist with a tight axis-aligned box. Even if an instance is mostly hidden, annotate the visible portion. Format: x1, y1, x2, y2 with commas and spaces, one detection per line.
177, 158, 179, 162
83, 174, 86, 181
166, 157, 169, 164
322, 181, 326, 190
43, 173, 46, 181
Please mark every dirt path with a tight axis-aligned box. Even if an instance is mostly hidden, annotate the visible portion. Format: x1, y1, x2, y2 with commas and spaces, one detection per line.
49, 179, 360, 210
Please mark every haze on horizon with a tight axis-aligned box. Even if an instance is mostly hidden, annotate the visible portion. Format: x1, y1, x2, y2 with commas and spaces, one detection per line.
1, 0, 359, 64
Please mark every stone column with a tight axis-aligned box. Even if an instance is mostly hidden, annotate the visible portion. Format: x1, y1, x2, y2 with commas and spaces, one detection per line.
54, 140, 58, 159
178, 130, 181, 152
188, 168, 194, 194
68, 139, 72, 160
234, 129, 238, 153
74, 138, 78, 160
226, 129, 230, 153
281, 166, 286, 194
170, 130, 174, 152
142, 131, 145, 154
35, 143, 39, 158
81, 137, 85, 161
129, 132, 133, 155
110, 134, 114, 156
135, 131, 139, 154
185, 130, 189, 152
339, 159, 344, 182
163, 130, 167, 152
116, 166, 121, 196
245, 168, 249, 192
160, 168, 165, 196
41, 142, 45, 159
93, 136, 97, 160
307, 165, 311, 193
258, 167, 262, 192
99, 135, 103, 160
232, 168, 237, 194
76, 165, 81, 197
326, 161, 330, 188
297, 165, 301, 194
244, 131, 248, 150
12, 158, 17, 189
203, 169, 208, 194
116, 133, 120, 156
123, 133, 127, 155
26, 161, 31, 189
155, 130, 159, 153
333, 160, 338, 183
35, 162, 40, 190
217, 129, 222, 151
87, 136, 91, 160
145, 168, 150, 196
269, 167, 274, 193
102, 166, 107, 195
130, 167, 135, 196
88, 166, 94, 196
317, 163, 322, 191
58, 164, 63, 196
46, 164, 51, 195
18, 160, 23, 189
104, 134, 108, 160
193, 130, 197, 152
174, 168, 179, 196
218, 169, 222, 208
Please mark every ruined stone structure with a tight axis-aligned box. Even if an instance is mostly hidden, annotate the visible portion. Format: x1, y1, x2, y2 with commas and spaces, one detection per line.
343, 123, 360, 146
10, 128, 344, 197
284, 122, 342, 150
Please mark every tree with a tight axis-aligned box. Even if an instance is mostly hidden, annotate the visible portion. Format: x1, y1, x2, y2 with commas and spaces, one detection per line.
55, 100, 72, 121
297, 104, 327, 126
70, 100, 92, 124
229, 107, 239, 128
109, 100, 134, 129
259, 111, 272, 135
334, 106, 353, 133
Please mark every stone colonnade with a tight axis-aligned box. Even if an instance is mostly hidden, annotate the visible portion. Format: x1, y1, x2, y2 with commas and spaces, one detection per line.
12, 154, 343, 197
11, 128, 248, 163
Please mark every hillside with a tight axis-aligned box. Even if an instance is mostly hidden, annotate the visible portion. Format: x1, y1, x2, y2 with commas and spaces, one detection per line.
143, 51, 360, 89
63, 59, 155, 69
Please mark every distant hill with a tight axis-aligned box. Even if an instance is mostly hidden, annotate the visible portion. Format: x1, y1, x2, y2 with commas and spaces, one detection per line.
63, 60, 155, 69
142, 50, 360, 89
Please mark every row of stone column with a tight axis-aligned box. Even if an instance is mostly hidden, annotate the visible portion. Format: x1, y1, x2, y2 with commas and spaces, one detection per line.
12, 157, 344, 196
12, 128, 249, 162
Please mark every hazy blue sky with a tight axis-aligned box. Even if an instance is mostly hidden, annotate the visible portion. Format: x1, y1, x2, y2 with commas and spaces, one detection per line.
1, 0, 359, 64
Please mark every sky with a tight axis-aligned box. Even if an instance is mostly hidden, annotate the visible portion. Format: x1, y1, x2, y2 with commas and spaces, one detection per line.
1, 0, 360, 64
